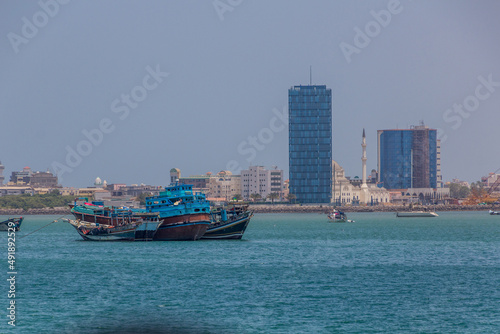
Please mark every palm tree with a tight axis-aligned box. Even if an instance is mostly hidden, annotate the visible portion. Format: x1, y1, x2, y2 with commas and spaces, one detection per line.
267, 192, 279, 204
286, 193, 297, 204
250, 193, 262, 202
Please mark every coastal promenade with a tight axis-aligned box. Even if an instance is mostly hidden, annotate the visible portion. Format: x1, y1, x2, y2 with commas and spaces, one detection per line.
0, 204, 496, 215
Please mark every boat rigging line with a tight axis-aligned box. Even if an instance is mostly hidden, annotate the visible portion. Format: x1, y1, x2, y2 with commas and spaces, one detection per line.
18, 214, 70, 239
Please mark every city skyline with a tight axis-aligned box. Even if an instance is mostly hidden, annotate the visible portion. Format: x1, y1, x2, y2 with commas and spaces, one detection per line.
1, 1, 500, 188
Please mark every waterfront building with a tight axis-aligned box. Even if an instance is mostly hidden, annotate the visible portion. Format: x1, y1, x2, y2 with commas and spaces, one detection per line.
208, 171, 241, 201
0, 186, 33, 197
448, 179, 470, 188
0, 161, 4, 185
59, 187, 79, 196
170, 168, 181, 184
178, 173, 211, 194
30, 171, 59, 188
288, 85, 332, 203
481, 172, 500, 195
9, 167, 58, 188
283, 179, 289, 200
332, 129, 390, 205
377, 124, 437, 190
10, 166, 33, 185
177, 168, 241, 201
241, 166, 283, 200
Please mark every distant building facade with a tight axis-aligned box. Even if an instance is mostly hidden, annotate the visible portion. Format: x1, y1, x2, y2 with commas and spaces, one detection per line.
10, 166, 33, 185
30, 171, 59, 188
436, 140, 443, 188
0, 161, 4, 185
377, 124, 437, 190
9, 167, 58, 188
178, 174, 211, 194
176, 168, 241, 200
208, 171, 241, 200
288, 85, 332, 203
241, 166, 283, 200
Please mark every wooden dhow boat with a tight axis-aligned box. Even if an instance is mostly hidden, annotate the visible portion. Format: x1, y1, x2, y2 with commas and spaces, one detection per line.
203, 204, 253, 239
63, 217, 161, 241
70, 184, 211, 241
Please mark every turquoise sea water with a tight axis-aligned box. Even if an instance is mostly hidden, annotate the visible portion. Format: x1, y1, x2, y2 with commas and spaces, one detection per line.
1, 211, 500, 333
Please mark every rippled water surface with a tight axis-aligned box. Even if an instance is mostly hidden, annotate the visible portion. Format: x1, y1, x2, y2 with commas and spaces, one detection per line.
1, 211, 500, 333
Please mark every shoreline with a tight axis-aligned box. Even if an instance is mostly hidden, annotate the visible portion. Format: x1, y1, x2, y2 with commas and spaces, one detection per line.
248, 204, 497, 214
0, 204, 497, 215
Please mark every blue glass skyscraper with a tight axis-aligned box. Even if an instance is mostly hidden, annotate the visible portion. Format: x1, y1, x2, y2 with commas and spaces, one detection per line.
288, 85, 332, 203
377, 126, 437, 190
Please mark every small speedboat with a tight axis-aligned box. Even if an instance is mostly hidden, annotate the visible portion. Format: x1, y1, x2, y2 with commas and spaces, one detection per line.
489, 210, 500, 215
327, 209, 354, 223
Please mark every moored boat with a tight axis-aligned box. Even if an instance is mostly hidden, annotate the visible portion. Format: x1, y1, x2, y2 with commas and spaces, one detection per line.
70, 198, 142, 226
70, 184, 211, 241
145, 184, 211, 241
327, 209, 353, 223
0, 217, 23, 231
64, 217, 161, 241
396, 211, 438, 217
203, 204, 253, 239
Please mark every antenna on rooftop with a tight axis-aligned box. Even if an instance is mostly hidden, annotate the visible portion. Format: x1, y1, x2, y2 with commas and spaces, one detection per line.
309, 66, 312, 85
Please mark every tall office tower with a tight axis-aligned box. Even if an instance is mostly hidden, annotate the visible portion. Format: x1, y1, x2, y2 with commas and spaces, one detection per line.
377, 124, 437, 190
288, 85, 332, 203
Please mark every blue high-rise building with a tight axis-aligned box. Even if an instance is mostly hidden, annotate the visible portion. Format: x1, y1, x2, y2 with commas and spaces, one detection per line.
288, 85, 332, 203
377, 125, 437, 190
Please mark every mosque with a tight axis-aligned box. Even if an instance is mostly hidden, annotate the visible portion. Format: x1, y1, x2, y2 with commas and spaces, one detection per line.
332, 129, 390, 205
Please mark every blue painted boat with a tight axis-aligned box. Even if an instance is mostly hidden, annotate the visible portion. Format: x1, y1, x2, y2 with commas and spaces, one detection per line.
145, 184, 211, 241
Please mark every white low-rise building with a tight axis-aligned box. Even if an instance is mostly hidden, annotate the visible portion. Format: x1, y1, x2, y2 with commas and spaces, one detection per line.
241, 166, 283, 200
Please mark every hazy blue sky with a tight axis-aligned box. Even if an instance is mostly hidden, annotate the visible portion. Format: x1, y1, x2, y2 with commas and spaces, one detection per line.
1, 0, 500, 188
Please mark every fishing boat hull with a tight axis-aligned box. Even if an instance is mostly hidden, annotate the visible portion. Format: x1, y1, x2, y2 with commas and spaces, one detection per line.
65, 218, 161, 241
202, 211, 253, 239
134, 220, 163, 241
0, 217, 23, 231
396, 211, 438, 217
77, 227, 136, 241
154, 218, 210, 241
